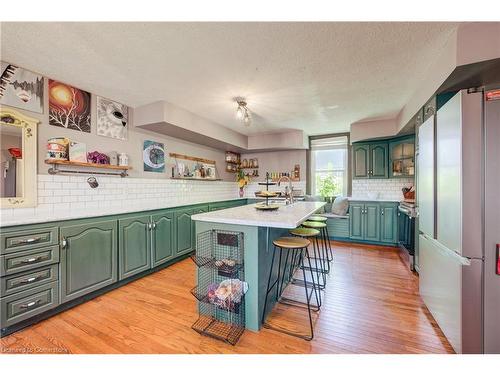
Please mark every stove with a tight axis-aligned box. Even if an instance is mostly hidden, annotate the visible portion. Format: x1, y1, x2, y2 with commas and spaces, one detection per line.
398, 200, 416, 271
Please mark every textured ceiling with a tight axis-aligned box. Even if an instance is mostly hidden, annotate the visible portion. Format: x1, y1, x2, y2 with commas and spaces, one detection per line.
0, 22, 458, 135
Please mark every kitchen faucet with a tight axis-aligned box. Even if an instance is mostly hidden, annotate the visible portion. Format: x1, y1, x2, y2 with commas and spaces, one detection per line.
277, 176, 294, 205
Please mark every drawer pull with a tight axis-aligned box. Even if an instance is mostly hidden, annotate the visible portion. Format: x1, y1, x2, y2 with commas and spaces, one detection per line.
20, 256, 43, 264
19, 276, 40, 285
20, 299, 41, 309
18, 237, 42, 244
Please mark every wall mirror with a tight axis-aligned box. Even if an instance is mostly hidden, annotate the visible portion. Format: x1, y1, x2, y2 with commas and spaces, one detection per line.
0, 108, 39, 208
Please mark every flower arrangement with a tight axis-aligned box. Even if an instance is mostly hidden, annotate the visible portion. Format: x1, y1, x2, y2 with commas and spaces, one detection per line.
236, 169, 250, 197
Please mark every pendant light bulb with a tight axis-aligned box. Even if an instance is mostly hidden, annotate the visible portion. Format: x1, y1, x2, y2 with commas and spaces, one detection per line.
243, 111, 251, 126
236, 105, 244, 119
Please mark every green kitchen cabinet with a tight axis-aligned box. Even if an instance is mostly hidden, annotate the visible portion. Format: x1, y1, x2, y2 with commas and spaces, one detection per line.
380, 203, 398, 244
151, 210, 175, 268
353, 142, 388, 179
389, 136, 415, 178
118, 215, 151, 280
349, 203, 365, 240
60, 219, 117, 303
364, 203, 380, 242
352, 144, 370, 179
369, 143, 389, 179
175, 208, 194, 256
349, 201, 397, 245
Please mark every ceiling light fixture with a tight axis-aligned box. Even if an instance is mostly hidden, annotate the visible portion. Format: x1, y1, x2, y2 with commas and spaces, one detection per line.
235, 100, 251, 126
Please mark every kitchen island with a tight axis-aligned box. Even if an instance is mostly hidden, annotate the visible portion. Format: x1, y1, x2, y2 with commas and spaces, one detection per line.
191, 201, 325, 331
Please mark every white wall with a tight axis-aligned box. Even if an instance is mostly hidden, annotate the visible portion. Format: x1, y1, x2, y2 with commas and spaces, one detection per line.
0, 79, 234, 181
240, 149, 306, 180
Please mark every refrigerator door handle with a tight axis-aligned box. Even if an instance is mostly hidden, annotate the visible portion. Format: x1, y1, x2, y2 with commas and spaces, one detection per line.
421, 234, 471, 266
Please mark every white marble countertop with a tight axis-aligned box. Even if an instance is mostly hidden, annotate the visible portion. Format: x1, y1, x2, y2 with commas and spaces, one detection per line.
0, 197, 246, 228
192, 201, 326, 229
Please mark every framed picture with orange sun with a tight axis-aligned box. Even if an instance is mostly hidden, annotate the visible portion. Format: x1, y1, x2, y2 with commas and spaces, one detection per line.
49, 79, 91, 133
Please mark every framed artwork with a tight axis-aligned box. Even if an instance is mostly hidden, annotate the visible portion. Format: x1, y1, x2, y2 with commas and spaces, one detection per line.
48, 79, 91, 133
143, 140, 165, 173
96, 96, 128, 140
0, 62, 44, 113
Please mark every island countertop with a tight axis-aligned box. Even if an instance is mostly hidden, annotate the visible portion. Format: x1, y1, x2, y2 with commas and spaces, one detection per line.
191, 201, 326, 229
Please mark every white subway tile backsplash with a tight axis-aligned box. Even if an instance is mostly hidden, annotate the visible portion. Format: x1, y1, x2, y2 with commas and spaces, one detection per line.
1, 174, 241, 226
352, 178, 414, 201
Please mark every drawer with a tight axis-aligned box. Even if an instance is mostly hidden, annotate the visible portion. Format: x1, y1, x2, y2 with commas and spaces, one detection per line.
0, 245, 60, 276
1, 264, 59, 297
1, 281, 59, 328
1, 227, 58, 255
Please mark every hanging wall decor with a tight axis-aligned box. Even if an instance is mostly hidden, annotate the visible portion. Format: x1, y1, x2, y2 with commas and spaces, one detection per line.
96, 96, 128, 140
143, 140, 165, 173
0, 62, 44, 113
48, 79, 91, 133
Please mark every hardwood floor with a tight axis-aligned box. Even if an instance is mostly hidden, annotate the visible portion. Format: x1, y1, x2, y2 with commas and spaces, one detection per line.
0, 242, 454, 354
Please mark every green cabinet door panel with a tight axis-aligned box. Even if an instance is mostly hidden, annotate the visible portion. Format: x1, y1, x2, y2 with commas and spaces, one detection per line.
118, 215, 151, 280
380, 204, 398, 244
151, 211, 175, 267
353, 144, 370, 179
370, 143, 389, 178
60, 219, 117, 303
349, 203, 365, 240
364, 203, 380, 242
175, 209, 193, 255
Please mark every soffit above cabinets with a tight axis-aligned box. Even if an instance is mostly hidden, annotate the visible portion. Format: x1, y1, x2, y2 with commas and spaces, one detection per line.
133, 101, 308, 152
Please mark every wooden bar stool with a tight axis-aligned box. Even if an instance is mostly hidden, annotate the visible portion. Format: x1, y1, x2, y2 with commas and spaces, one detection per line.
261, 236, 319, 341
289, 227, 327, 302
302, 220, 332, 273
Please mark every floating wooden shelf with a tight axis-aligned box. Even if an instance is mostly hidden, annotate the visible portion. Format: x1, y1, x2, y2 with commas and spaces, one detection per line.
45, 159, 132, 170
171, 177, 222, 181
169, 153, 215, 165
240, 166, 259, 169
45, 159, 132, 177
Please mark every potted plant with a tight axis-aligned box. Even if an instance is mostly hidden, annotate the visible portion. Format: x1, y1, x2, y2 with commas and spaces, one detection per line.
318, 175, 339, 203
236, 169, 250, 198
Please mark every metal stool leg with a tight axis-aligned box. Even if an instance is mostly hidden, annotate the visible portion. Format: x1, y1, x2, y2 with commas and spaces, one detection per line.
275, 247, 283, 302
324, 226, 333, 262
278, 248, 291, 297
264, 247, 317, 341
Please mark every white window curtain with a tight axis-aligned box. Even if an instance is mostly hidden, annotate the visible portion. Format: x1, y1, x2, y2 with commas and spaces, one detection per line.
310, 135, 349, 197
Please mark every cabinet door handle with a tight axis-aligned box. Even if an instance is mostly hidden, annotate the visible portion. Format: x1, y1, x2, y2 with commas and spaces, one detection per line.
61, 237, 67, 248
147, 223, 152, 231
20, 256, 43, 264
18, 237, 42, 244
381, 209, 384, 215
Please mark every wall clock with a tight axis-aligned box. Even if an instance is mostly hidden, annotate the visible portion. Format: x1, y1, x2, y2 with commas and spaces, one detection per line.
143, 140, 165, 172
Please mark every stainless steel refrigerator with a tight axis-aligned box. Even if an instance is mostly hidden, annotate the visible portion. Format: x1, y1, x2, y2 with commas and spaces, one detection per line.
417, 87, 500, 354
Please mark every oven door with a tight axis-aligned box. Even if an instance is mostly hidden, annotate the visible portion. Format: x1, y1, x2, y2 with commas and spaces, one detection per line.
398, 206, 415, 271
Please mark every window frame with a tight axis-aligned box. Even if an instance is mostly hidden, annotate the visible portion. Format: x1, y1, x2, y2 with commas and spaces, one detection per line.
306, 132, 352, 197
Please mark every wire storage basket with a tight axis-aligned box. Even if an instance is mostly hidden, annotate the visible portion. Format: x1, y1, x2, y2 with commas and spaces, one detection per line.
190, 229, 246, 345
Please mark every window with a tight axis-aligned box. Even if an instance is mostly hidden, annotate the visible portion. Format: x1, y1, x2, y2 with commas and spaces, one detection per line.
309, 135, 349, 197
